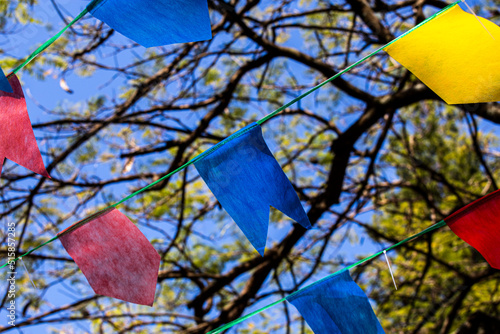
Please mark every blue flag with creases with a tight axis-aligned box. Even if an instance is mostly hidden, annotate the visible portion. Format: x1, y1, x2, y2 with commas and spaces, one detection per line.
87, 0, 212, 48
0, 68, 13, 93
286, 270, 385, 334
193, 123, 311, 256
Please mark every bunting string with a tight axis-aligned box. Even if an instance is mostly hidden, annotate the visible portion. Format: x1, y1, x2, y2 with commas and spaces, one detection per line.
206, 220, 447, 334
0, 1, 461, 270
461, 0, 495, 39
383, 250, 398, 290
7, 8, 88, 78
257, 0, 460, 125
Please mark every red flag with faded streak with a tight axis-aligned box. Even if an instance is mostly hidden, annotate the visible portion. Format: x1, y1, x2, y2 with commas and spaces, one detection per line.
445, 189, 500, 269
0, 75, 49, 178
59, 208, 161, 306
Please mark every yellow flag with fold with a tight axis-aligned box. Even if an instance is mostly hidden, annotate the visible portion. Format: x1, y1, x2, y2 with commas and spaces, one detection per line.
384, 4, 500, 104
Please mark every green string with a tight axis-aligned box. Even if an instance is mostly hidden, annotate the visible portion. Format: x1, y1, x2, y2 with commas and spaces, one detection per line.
7, 8, 88, 78
206, 220, 447, 334
2, 235, 60, 268
257, 0, 460, 125
0, 2, 459, 269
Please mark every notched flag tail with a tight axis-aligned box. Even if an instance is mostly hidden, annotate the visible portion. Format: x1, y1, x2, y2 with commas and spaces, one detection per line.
0, 74, 49, 178
87, 0, 212, 48
194, 123, 311, 256
384, 4, 500, 104
286, 270, 385, 334
58, 208, 161, 306
444, 189, 500, 269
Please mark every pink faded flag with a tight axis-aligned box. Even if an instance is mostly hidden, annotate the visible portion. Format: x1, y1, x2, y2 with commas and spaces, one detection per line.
0, 74, 49, 178
58, 208, 161, 306
445, 189, 500, 269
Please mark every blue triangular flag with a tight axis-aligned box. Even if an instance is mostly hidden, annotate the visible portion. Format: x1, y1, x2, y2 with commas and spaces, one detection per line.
0, 68, 13, 93
286, 270, 385, 334
193, 123, 311, 255
87, 0, 212, 48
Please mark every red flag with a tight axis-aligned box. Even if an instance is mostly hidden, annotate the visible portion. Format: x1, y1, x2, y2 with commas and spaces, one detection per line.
445, 189, 500, 269
58, 208, 161, 306
0, 75, 49, 178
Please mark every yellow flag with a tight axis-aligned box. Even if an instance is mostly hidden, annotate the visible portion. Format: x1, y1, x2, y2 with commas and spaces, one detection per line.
384, 5, 500, 104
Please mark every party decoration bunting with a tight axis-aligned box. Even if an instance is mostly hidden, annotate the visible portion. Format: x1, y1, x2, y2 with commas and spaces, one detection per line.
58, 208, 161, 306
384, 5, 500, 104
86, 0, 212, 48
193, 123, 311, 256
444, 189, 500, 269
0, 75, 49, 178
0, 68, 13, 93
286, 270, 385, 334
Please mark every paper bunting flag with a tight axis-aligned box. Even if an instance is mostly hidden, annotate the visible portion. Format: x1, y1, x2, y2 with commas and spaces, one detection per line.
0, 68, 13, 93
58, 208, 161, 306
384, 5, 500, 104
193, 123, 311, 256
287, 270, 385, 334
444, 189, 500, 269
87, 0, 212, 48
0, 75, 49, 178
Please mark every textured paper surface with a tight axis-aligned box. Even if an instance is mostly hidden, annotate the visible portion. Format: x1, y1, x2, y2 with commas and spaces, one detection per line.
0, 75, 49, 178
0, 68, 13, 93
445, 189, 500, 269
87, 0, 212, 48
384, 5, 500, 104
194, 123, 311, 256
59, 209, 161, 306
287, 270, 385, 334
